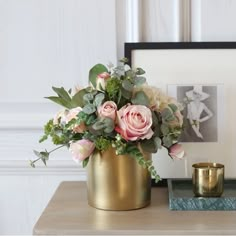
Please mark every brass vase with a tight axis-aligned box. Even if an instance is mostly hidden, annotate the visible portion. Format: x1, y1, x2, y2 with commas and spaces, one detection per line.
86, 147, 151, 210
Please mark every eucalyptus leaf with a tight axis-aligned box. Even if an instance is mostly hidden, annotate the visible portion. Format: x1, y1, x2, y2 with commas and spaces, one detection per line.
141, 139, 158, 153
160, 124, 169, 135
131, 91, 149, 106
122, 80, 133, 92
136, 67, 145, 75
89, 64, 108, 88
161, 108, 175, 122
119, 57, 129, 63
92, 120, 106, 130
83, 104, 96, 114
163, 136, 173, 148
121, 87, 132, 99
92, 117, 114, 133
83, 93, 94, 103
94, 93, 105, 107
168, 103, 178, 113
133, 76, 146, 86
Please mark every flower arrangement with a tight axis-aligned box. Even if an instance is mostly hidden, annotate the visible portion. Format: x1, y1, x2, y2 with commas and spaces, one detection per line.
31, 58, 184, 182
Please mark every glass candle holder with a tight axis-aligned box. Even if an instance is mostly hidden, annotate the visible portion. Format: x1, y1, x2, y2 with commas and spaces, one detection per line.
192, 162, 224, 197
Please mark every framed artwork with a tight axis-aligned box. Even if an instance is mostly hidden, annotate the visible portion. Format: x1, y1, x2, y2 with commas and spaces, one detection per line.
125, 42, 236, 180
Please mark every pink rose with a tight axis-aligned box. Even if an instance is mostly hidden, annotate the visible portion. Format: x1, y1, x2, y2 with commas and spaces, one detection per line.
98, 101, 117, 121
69, 139, 95, 162
61, 107, 82, 124
61, 107, 86, 133
169, 144, 185, 159
96, 72, 110, 90
116, 104, 154, 141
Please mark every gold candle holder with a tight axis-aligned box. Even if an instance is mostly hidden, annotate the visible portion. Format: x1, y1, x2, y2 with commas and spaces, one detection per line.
192, 162, 224, 197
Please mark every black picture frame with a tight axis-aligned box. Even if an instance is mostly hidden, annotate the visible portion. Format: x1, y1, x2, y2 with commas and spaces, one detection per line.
125, 42, 236, 187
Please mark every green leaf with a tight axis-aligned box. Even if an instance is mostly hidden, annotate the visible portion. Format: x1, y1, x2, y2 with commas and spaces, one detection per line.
141, 139, 158, 153
83, 93, 94, 103
82, 158, 90, 168
52, 87, 72, 102
45, 96, 72, 109
92, 117, 114, 133
163, 136, 173, 148
83, 104, 96, 114
94, 93, 105, 108
168, 103, 178, 113
161, 108, 175, 122
141, 136, 162, 153
160, 124, 169, 135
121, 87, 132, 100
119, 57, 129, 63
71, 88, 87, 107
131, 91, 149, 106
89, 64, 108, 88
133, 76, 146, 86
154, 136, 162, 149
33, 150, 49, 166
85, 114, 97, 126
122, 80, 133, 92
136, 67, 145, 75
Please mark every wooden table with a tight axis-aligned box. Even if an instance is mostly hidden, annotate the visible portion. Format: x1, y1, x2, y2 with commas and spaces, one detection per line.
33, 181, 236, 235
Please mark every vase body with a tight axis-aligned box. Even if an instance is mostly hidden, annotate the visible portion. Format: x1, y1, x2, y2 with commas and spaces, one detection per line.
86, 147, 151, 210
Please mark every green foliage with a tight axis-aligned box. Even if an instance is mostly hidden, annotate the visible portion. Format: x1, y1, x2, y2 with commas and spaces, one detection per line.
161, 107, 175, 122
33, 150, 49, 166
168, 103, 178, 113
141, 136, 162, 153
105, 78, 121, 102
83, 103, 96, 114
131, 91, 150, 106
95, 137, 111, 151
94, 93, 105, 108
135, 67, 146, 75
92, 117, 114, 134
89, 64, 108, 88
119, 57, 129, 63
39, 119, 54, 143
71, 88, 87, 107
133, 76, 146, 86
45, 87, 73, 109
125, 144, 161, 183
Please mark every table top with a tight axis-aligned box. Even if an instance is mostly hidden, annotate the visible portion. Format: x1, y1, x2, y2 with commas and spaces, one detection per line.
33, 181, 236, 235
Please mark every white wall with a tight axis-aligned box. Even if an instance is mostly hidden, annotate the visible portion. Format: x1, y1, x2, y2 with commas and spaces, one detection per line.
1, 0, 236, 234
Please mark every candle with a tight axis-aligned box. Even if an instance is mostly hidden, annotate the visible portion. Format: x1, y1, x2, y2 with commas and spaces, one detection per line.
192, 162, 224, 197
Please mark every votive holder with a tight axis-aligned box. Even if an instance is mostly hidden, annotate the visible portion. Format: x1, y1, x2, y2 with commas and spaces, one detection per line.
192, 162, 224, 197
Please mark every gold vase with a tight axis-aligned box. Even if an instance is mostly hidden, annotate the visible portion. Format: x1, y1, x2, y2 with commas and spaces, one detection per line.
86, 147, 151, 210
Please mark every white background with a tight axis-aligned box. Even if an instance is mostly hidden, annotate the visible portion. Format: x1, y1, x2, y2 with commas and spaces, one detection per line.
1, 0, 236, 234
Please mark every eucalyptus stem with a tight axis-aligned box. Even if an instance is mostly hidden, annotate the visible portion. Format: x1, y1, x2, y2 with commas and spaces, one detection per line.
30, 144, 68, 167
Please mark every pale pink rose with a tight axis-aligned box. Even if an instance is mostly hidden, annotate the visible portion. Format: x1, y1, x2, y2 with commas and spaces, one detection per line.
61, 107, 82, 124
96, 72, 110, 90
61, 107, 86, 133
98, 101, 117, 121
169, 144, 185, 159
115, 104, 154, 141
69, 139, 95, 162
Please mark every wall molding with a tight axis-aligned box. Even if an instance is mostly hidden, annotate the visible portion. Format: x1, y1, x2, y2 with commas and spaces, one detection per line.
0, 160, 86, 177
